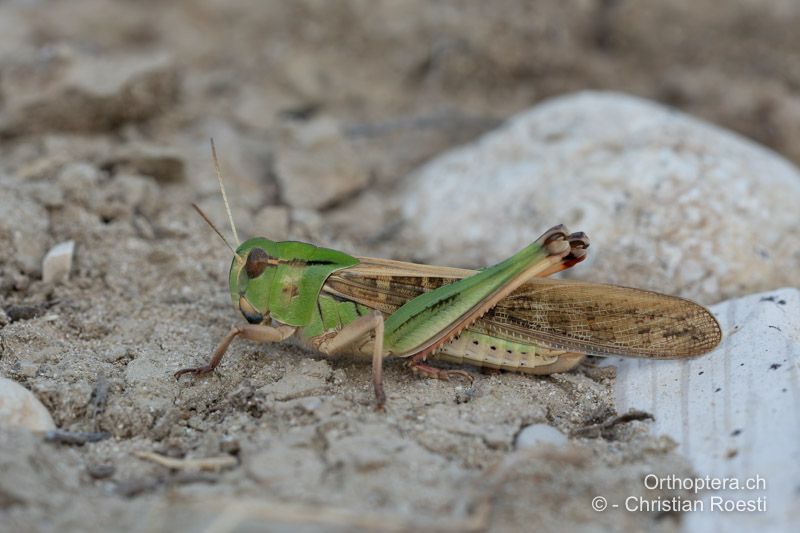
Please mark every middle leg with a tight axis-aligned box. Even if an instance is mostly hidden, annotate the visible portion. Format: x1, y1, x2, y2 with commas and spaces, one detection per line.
318, 310, 386, 408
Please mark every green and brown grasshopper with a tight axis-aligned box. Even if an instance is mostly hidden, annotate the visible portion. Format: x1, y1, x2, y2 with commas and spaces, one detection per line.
176, 143, 722, 408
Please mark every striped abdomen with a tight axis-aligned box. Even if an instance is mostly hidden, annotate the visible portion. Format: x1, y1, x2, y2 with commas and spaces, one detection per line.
434, 330, 582, 374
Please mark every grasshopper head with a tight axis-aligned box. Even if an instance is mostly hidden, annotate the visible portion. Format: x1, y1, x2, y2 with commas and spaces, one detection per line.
229, 237, 359, 327
230, 237, 278, 325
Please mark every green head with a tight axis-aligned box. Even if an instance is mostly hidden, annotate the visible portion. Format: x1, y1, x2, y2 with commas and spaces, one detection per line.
230, 237, 359, 327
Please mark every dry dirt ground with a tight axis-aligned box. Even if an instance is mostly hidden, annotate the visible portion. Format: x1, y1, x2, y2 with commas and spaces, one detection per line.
1, 1, 798, 531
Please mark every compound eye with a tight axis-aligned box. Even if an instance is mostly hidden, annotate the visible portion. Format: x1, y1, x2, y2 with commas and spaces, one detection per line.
244, 247, 270, 278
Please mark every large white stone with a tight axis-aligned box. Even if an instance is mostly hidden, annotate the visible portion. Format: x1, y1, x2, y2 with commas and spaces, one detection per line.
397, 92, 800, 303
614, 288, 800, 532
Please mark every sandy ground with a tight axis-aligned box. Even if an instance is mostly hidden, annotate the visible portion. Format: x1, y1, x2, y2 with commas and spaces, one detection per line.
2, 1, 798, 531
1, 149, 697, 531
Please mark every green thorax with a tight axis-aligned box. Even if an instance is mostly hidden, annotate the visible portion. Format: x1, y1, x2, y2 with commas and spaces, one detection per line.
302, 294, 373, 341
230, 238, 359, 327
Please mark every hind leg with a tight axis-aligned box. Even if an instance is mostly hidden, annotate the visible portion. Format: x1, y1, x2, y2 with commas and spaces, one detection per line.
406, 358, 475, 383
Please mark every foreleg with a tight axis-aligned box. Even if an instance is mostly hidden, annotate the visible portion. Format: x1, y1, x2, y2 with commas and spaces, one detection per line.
175, 323, 296, 378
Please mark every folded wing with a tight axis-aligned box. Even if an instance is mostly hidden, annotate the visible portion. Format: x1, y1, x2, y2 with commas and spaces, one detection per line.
481, 278, 721, 358
324, 257, 721, 359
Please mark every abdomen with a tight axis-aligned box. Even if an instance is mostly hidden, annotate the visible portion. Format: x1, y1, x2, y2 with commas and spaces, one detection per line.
433, 330, 584, 374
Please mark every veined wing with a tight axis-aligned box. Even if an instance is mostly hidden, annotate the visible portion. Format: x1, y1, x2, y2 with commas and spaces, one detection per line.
482, 278, 721, 358
324, 256, 722, 359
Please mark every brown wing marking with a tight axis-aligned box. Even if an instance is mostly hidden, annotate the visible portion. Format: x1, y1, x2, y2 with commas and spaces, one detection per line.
324, 257, 722, 359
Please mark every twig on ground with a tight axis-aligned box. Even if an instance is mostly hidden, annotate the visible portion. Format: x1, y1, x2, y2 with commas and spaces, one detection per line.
44, 430, 111, 445
570, 410, 654, 438
132, 451, 237, 471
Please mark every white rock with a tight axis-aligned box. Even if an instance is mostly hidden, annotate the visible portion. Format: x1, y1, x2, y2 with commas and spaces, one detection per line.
0, 185, 50, 273
0, 377, 56, 432
615, 288, 799, 533
274, 118, 369, 209
515, 423, 568, 450
42, 240, 75, 284
102, 143, 185, 183
0, 52, 179, 135
396, 92, 800, 303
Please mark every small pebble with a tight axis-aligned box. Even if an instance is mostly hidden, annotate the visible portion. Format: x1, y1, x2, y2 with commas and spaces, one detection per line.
104, 143, 185, 183
0, 377, 56, 432
115, 477, 161, 498
219, 436, 241, 454
42, 240, 75, 284
515, 423, 568, 450
16, 360, 39, 378
87, 464, 116, 479
5, 305, 42, 322
13, 274, 30, 291
103, 346, 131, 363
483, 428, 511, 449
298, 396, 322, 412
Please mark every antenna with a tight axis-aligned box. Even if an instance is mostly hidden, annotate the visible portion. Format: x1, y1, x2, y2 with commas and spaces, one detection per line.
210, 138, 240, 247
192, 203, 242, 262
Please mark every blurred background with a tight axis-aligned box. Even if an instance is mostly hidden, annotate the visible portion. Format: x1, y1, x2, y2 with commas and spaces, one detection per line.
3, 0, 799, 302
3, 0, 800, 194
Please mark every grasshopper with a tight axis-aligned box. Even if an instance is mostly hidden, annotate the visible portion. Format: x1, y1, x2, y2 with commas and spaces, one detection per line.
176, 142, 722, 408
